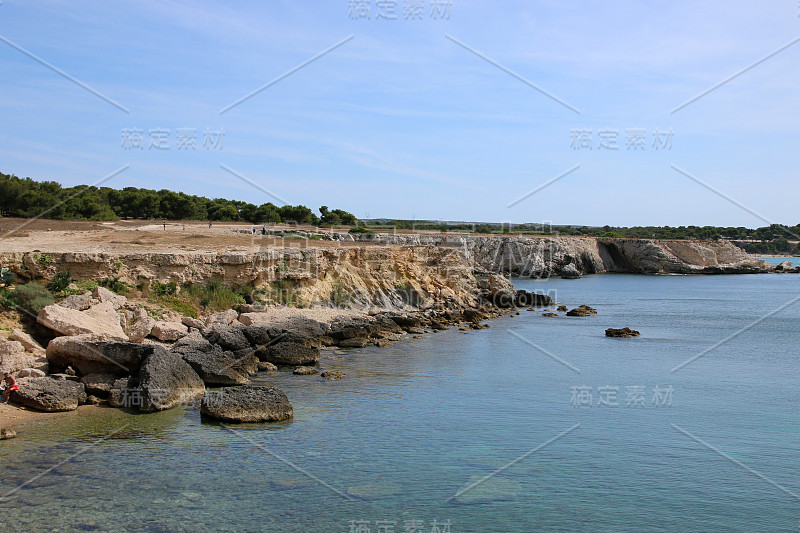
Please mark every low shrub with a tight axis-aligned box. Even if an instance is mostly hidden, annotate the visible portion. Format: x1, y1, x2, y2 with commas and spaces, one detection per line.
48, 271, 73, 293
13, 282, 55, 316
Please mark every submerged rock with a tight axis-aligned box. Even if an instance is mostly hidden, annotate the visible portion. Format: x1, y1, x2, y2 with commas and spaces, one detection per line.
566, 305, 597, 317
605, 327, 640, 338
451, 475, 521, 505
0, 428, 17, 440
293, 366, 319, 375
200, 385, 293, 423
321, 370, 345, 380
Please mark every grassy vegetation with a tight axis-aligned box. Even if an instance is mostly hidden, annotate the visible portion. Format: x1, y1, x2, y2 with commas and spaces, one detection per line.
145, 280, 247, 318
7, 282, 54, 316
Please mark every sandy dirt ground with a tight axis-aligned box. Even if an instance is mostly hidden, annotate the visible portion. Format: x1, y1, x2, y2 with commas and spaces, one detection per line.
0, 218, 395, 254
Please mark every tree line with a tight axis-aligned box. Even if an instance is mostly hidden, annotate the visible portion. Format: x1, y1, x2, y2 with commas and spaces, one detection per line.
0, 172, 357, 226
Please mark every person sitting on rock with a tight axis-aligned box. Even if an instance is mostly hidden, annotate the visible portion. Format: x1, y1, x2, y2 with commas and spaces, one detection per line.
1, 373, 17, 403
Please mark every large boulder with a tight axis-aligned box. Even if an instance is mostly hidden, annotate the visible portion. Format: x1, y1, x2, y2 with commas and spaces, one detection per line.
205, 309, 238, 328
92, 286, 127, 309
514, 290, 554, 307
478, 275, 516, 308
200, 386, 293, 423
9, 329, 46, 356
127, 308, 155, 343
11, 377, 87, 412
328, 317, 375, 342
172, 335, 253, 386
209, 322, 251, 352
46, 335, 152, 376
150, 321, 188, 342
37, 301, 128, 341
137, 347, 205, 412
256, 332, 320, 366
242, 325, 273, 346
0, 341, 35, 374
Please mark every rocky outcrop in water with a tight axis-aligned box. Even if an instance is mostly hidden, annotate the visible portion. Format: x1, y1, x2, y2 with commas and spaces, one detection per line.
605, 327, 640, 337
201, 385, 293, 423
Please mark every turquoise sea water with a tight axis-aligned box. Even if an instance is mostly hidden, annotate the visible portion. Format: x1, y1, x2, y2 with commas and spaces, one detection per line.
760, 256, 797, 267
1, 273, 799, 532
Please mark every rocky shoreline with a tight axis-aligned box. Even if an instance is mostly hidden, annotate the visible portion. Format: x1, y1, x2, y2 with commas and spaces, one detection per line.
0, 275, 552, 428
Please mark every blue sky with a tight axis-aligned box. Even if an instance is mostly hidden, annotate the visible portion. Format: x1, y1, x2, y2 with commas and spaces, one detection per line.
1, 1, 798, 227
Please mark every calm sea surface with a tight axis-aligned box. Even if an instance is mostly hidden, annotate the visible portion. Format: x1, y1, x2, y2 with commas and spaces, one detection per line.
1, 273, 799, 532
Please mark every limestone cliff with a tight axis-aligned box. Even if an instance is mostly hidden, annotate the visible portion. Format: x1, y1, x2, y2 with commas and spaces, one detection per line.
0, 246, 478, 310
0, 235, 772, 312
334, 233, 772, 276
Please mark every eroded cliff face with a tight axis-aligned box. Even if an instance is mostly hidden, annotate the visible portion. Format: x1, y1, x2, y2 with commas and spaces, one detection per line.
337, 233, 772, 276
0, 246, 479, 310
0, 235, 772, 311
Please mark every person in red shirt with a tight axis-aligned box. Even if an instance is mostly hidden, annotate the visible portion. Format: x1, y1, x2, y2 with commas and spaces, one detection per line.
2, 372, 17, 403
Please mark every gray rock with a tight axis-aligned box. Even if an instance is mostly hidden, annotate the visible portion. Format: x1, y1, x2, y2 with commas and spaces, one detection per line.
242, 325, 272, 346
181, 316, 205, 330
566, 305, 597, 317
201, 386, 293, 423
11, 377, 87, 412
478, 274, 516, 308
205, 309, 238, 327
16, 368, 46, 378
107, 377, 135, 408
0, 342, 35, 375
172, 337, 252, 386
150, 321, 188, 342
257, 339, 320, 366
321, 370, 345, 380
46, 335, 152, 376
38, 302, 128, 341
137, 347, 205, 412
58, 292, 93, 311
80, 373, 117, 396
9, 329, 46, 356
209, 322, 251, 352
559, 264, 582, 279
127, 307, 155, 343
293, 366, 319, 375
92, 286, 127, 309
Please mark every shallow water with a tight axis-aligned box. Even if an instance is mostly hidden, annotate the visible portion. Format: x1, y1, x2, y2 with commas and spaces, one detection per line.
1, 273, 799, 532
